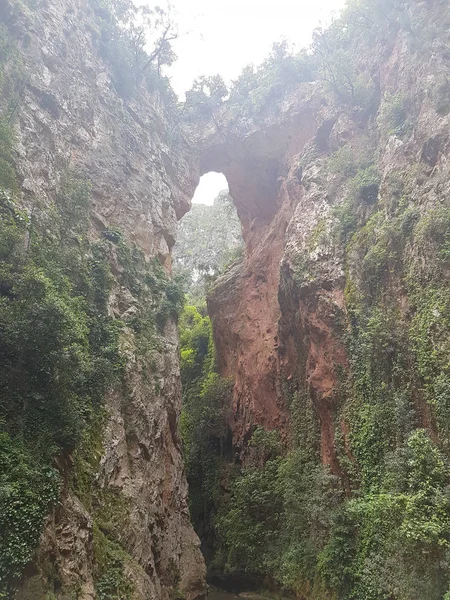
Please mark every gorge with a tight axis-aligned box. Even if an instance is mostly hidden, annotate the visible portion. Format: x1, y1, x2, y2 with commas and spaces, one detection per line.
1, 0, 450, 599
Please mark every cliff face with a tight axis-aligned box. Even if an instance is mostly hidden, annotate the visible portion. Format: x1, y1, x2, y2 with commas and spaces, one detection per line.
201, 92, 323, 448
193, 0, 450, 595
1, 0, 205, 598
3, 0, 450, 597
201, 85, 352, 461
200, 0, 448, 466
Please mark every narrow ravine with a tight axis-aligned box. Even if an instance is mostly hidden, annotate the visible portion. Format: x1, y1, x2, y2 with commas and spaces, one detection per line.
2, 0, 450, 599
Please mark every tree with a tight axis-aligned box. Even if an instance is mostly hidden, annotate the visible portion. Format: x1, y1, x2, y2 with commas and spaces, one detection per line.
229, 65, 258, 103
173, 190, 242, 301
184, 74, 228, 124
94, 0, 179, 96
140, 5, 179, 75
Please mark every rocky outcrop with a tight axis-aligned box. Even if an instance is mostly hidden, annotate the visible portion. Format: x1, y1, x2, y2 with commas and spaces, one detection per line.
199, 88, 326, 448
2, 0, 205, 597
200, 86, 349, 460
200, 0, 450, 475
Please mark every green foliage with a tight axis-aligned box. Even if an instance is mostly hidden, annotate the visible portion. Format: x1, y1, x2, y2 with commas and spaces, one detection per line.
93, 526, 133, 600
229, 44, 317, 115
310, 0, 415, 109
90, 0, 177, 102
0, 139, 167, 594
332, 199, 358, 245
0, 143, 125, 593
328, 142, 380, 247
55, 174, 91, 241
184, 40, 317, 120
179, 305, 233, 564
102, 226, 122, 244
184, 0, 424, 125
0, 123, 19, 196
182, 0, 417, 124
0, 25, 25, 195
320, 431, 450, 600
249, 426, 281, 463
323, 138, 450, 599
0, 433, 59, 597
311, 24, 375, 109
433, 76, 450, 116
173, 190, 243, 302
215, 415, 342, 595
327, 141, 374, 180
0, 24, 27, 121
379, 93, 410, 138
350, 166, 380, 204
0, 34, 75, 594
179, 305, 213, 387
184, 75, 228, 120
414, 206, 450, 263
330, 165, 380, 247
0, 174, 125, 449
71, 409, 108, 511
346, 205, 418, 300
218, 457, 284, 575
112, 236, 185, 358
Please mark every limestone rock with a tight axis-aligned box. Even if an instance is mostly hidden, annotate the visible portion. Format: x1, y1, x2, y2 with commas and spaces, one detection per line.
2, 0, 205, 597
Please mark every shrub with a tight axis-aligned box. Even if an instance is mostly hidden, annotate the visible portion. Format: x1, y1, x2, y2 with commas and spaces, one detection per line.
379, 93, 410, 138
179, 305, 233, 559
0, 433, 59, 596
93, 526, 133, 600
320, 431, 450, 600
350, 166, 380, 204
0, 170, 125, 594
217, 457, 284, 575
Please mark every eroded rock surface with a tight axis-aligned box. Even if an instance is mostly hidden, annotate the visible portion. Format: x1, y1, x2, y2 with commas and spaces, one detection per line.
197, 0, 450, 476
199, 86, 349, 459
3, 0, 205, 597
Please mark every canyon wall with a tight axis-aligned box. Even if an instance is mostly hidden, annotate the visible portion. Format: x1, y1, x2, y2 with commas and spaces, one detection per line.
201, 0, 450, 468
191, 2, 450, 594
2, 0, 450, 597
0, 0, 205, 598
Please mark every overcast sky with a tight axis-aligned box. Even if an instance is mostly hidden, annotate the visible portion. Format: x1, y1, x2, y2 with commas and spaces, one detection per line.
164, 0, 347, 204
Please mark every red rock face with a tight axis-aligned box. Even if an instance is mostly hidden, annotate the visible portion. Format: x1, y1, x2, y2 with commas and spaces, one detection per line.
207, 202, 291, 448
201, 93, 349, 465
278, 278, 348, 476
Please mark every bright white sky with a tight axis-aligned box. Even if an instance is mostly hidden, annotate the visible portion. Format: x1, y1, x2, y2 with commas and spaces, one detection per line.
164, 0, 347, 204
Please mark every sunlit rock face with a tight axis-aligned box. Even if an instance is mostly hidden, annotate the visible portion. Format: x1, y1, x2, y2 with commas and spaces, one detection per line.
2, 0, 205, 597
